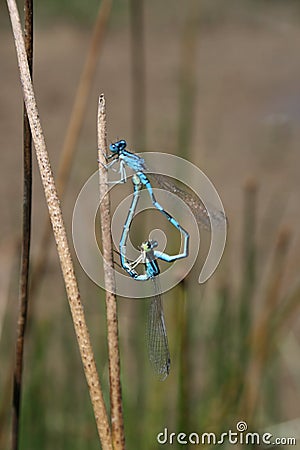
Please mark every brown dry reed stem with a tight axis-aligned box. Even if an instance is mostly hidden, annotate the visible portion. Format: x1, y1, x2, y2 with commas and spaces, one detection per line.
238, 178, 258, 365
0, 362, 13, 450
178, 0, 199, 159
0, 239, 18, 450
274, 281, 300, 331
6, 1, 112, 448
177, 279, 190, 432
58, 0, 112, 193
97, 94, 125, 450
242, 227, 291, 421
0, 239, 19, 343
12, 1, 33, 449
30, 0, 112, 296
129, 0, 146, 149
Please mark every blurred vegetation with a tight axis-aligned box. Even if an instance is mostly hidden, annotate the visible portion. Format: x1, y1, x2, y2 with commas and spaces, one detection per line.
5, 0, 297, 27
34, 0, 125, 25
1, 187, 298, 449
1, 0, 300, 449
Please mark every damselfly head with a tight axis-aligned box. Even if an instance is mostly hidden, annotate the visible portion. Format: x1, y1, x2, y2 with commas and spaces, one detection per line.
140, 241, 149, 252
140, 240, 158, 252
109, 139, 127, 154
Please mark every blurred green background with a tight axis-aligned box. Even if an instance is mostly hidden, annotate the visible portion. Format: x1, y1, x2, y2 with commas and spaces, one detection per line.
1, 0, 300, 449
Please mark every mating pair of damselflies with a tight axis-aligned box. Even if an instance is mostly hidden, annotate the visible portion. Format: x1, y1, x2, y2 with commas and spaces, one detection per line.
102, 139, 225, 380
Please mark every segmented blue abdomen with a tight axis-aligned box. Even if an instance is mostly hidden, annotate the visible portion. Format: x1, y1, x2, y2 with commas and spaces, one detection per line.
146, 260, 160, 278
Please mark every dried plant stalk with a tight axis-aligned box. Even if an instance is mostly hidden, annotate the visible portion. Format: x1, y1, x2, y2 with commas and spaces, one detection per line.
97, 94, 125, 450
0, 239, 18, 344
129, 0, 146, 148
177, 280, 190, 432
275, 282, 300, 331
6, 1, 112, 448
237, 178, 258, 366
58, 0, 112, 191
30, 0, 112, 296
12, 2, 33, 449
178, 0, 199, 159
242, 227, 291, 420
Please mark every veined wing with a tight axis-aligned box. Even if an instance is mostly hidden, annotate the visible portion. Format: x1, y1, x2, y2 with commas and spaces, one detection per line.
146, 276, 170, 381
150, 173, 226, 230
109, 149, 227, 229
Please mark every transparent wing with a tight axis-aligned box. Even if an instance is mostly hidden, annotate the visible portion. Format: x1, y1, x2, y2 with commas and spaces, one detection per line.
150, 173, 226, 230
146, 277, 170, 381
108, 150, 226, 229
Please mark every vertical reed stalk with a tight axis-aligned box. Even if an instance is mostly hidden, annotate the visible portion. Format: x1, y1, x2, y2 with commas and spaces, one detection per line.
12, 2, 33, 448
178, 0, 199, 159
58, 0, 112, 192
175, 0, 199, 433
212, 280, 232, 391
6, 1, 112, 448
30, 0, 112, 296
97, 94, 125, 450
237, 178, 257, 369
243, 227, 291, 420
0, 242, 19, 345
0, 363, 13, 449
177, 279, 190, 432
274, 282, 300, 331
0, 239, 18, 450
129, 0, 146, 149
